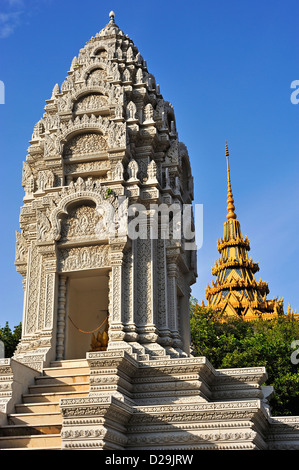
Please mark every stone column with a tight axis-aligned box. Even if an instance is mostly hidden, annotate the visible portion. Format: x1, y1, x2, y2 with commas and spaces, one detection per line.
43, 273, 56, 330
107, 238, 130, 351
166, 248, 183, 351
135, 215, 158, 345
38, 243, 57, 362
155, 237, 172, 349
23, 242, 41, 336
56, 274, 67, 361
122, 244, 138, 343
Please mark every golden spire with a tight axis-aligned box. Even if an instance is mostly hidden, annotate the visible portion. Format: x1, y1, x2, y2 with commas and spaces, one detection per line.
205, 142, 285, 321
225, 142, 237, 220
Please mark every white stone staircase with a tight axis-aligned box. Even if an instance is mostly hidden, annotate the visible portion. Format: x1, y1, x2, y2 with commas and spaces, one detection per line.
0, 359, 90, 450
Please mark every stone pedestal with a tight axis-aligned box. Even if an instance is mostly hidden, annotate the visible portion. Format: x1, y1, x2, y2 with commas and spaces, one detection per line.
58, 350, 299, 450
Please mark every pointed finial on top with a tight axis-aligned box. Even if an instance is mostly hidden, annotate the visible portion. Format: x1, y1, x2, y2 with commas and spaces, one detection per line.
109, 11, 115, 23
225, 141, 237, 220
225, 140, 229, 157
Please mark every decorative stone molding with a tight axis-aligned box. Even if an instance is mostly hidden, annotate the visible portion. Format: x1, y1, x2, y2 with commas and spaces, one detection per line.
58, 245, 110, 273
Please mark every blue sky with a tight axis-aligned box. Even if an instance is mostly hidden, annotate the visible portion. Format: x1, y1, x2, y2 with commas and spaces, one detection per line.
0, 0, 298, 327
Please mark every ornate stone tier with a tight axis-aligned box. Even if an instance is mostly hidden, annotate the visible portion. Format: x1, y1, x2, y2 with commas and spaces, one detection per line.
1, 349, 299, 450
56, 350, 297, 450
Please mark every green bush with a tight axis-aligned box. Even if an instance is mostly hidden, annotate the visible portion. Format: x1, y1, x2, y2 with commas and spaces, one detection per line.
0, 322, 22, 358
190, 303, 299, 416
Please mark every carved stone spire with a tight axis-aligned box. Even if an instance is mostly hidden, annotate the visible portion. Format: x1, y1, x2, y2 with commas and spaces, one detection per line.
14, 11, 197, 366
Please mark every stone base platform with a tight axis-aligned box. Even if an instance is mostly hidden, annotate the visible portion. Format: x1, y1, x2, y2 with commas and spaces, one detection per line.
60, 349, 299, 450
1, 350, 299, 450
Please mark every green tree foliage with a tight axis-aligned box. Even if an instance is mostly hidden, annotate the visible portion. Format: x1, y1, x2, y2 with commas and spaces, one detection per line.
0, 322, 22, 358
190, 302, 299, 416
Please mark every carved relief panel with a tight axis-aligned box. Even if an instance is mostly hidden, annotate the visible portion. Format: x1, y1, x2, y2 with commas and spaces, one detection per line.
86, 68, 107, 86
60, 203, 99, 241
73, 93, 109, 113
58, 245, 110, 273
63, 132, 108, 159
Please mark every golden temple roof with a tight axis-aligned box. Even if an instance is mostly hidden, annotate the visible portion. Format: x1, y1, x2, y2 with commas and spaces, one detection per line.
205, 143, 283, 320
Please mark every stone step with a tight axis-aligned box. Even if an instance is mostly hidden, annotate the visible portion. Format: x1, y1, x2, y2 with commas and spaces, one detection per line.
22, 390, 88, 404
0, 433, 61, 449
28, 381, 89, 394
43, 365, 90, 377
8, 412, 62, 426
0, 423, 61, 437
35, 373, 89, 385
49, 358, 89, 368
0, 358, 90, 450
15, 402, 60, 414
42, 359, 89, 377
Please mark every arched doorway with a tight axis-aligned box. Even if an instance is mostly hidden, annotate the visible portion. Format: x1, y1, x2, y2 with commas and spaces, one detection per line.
63, 269, 110, 360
